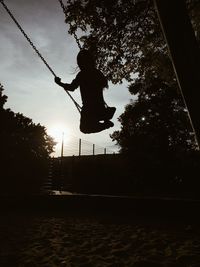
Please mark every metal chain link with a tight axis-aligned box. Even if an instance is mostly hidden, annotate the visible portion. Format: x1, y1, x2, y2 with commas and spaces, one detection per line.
0, 0, 57, 77
0, 0, 81, 113
72, 27, 82, 50
58, 0, 82, 50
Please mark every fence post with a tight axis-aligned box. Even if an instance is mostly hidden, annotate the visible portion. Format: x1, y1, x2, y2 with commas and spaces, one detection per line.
104, 148, 106, 155
60, 132, 64, 193
79, 138, 81, 156
93, 144, 95, 156
61, 132, 64, 158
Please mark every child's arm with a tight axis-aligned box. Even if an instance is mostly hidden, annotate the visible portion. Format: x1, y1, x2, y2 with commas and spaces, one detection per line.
54, 77, 78, 91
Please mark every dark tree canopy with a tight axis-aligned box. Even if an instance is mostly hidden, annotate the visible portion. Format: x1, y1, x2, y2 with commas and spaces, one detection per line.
65, 0, 167, 84
111, 79, 195, 156
64, 0, 199, 84
64, 0, 200, 152
0, 83, 56, 194
62, 1, 200, 195
0, 84, 55, 159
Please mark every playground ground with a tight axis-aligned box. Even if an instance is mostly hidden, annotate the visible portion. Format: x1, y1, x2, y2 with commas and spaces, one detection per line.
1, 208, 200, 267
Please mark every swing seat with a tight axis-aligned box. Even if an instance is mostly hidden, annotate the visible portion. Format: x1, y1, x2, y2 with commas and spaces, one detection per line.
103, 106, 116, 121
80, 107, 115, 134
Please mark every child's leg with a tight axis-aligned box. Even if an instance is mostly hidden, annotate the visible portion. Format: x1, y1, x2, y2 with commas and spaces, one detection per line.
97, 106, 116, 121
80, 111, 113, 133
104, 107, 116, 120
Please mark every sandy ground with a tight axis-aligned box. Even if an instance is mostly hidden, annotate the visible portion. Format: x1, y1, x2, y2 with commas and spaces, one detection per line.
0, 213, 200, 267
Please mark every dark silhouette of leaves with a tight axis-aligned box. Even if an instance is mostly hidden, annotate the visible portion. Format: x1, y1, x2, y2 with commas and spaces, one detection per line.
0, 84, 56, 195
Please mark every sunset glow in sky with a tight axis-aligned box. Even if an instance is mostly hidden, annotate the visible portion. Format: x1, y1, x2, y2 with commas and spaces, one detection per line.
0, 0, 136, 156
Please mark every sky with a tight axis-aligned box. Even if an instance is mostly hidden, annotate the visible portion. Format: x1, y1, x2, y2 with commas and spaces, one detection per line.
0, 0, 136, 156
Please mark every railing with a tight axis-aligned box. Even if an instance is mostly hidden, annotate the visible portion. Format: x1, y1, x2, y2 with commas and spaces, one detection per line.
57, 134, 118, 157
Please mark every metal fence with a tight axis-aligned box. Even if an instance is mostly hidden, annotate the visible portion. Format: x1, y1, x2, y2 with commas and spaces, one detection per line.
59, 134, 118, 157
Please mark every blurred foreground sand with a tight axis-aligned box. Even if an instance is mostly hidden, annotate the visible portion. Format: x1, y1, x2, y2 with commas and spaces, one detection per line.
1, 213, 200, 267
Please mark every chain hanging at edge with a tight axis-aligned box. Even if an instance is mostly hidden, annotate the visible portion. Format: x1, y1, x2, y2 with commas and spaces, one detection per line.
58, 0, 82, 50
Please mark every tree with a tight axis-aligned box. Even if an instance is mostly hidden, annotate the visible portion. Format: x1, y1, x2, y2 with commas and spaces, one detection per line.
0, 83, 56, 195
64, 0, 199, 151
64, 0, 166, 83
63, 0, 200, 195
64, 0, 199, 83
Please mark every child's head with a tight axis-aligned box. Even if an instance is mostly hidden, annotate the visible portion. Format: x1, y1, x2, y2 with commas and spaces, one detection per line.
77, 50, 95, 70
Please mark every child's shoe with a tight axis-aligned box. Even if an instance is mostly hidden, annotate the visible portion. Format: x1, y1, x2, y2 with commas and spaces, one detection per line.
104, 120, 114, 129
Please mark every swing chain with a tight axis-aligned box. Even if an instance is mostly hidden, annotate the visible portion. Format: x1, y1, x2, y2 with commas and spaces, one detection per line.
71, 25, 82, 50
58, 0, 82, 50
0, 0, 57, 77
1, 0, 82, 113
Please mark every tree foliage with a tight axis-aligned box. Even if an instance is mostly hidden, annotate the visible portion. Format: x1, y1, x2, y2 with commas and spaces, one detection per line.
111, 78, 195, 155
0, 84, 56, 195
64, 0, 199, 85
63, 0, 200, 194
64, 0, 199, 149
65, 0, 166, 84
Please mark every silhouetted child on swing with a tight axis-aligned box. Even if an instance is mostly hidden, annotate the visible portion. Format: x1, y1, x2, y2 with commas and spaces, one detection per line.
55, 50, 116, 134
